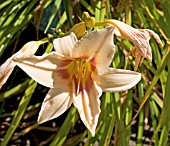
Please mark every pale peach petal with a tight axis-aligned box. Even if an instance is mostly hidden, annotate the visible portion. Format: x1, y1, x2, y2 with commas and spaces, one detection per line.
0, 40, 47, 89
72, 26, 115, 74
13, 52, 69, 88
0, 58, 15, 89
107, 19, 163, 62
140, 29, 163, 48
109, 20, 149, 57
138, 29, 163, 61
38, 88, 72, 124
15, 40, 48, 58
53, 32, 78, 57
93, 68, 141, 92
72, 78, 102, 136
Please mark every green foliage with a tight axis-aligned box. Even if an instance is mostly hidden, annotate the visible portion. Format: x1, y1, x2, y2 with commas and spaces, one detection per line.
0, 0, 170, 145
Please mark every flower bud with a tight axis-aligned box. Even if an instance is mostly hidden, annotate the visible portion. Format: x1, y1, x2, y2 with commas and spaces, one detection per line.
82, 12, 95, 27
68, 22, 86, 39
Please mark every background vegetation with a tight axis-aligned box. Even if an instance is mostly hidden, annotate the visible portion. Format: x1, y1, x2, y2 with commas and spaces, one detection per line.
0, 0, 170, 145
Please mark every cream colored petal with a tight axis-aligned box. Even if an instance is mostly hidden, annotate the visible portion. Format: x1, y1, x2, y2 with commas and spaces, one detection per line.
108, 20, 163, 62
0, 58, 15, 89
146, 45, 152, 61
93, 68, 141, 92
13, 39, 48, 58
109, 20, 149, 57
72, 78, 102, 136
141, 29, 163, 48
53, 32, 78, 56
107, 20, 139, 40
72, 26, 115, 74
138, 29, 164, 61
13, 52, 69, 88
38, 88, 72, 124
0, 40, 47, 89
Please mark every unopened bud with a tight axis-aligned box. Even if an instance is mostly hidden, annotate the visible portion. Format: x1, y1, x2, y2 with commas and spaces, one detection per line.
82, 12, 95, 27
68, 22, 86, 39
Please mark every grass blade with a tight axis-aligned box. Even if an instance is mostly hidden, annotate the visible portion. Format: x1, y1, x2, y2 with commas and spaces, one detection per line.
49, 106, 78, 146
44, 0, 62, 33
1, 80, 37, 146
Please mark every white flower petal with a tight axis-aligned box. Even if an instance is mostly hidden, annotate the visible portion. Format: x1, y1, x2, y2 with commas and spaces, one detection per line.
13, 52, 69, 88
138, 29, 163, 61
38, 88, 72, 124
93, 68, 141, 92
72, 26, 115, 74
0, 41, 47, 89
141, 29, 163, 48
53, 32, 78, 56
0, 58, 15, 89
15, 40, 48, 58
107, 19, 163, 62
72, 78, 102, 136
110, 20, 149, 57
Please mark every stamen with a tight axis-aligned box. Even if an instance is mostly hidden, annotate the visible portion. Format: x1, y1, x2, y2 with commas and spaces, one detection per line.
82, 64, 86, 78
75, 73, 79, 78
75, 59, 88, 79
126, 46, 137, 57
76, 60, 80, 72
139, 56, 145, 66
68, 59, 92, 96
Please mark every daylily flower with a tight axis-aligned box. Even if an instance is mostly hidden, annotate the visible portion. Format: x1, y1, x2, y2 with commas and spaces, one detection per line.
13, 26, 141, 136
0, 39, 48, 89
105, 19, 163, 71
